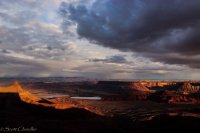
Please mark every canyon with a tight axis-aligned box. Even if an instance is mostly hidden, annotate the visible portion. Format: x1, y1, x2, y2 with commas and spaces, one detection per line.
1, 79, 200, 133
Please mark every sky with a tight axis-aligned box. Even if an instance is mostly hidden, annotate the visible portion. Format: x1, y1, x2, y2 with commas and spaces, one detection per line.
0, 0, 200, 80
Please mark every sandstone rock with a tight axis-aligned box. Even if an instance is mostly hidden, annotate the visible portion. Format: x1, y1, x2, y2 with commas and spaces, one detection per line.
178, 82, 200, 94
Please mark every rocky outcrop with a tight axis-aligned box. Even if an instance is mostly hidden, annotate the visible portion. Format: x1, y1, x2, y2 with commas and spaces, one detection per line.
128, 82, 151, 92
0, 81, 76, 109
0, 93, 124, 133
168, 95, 200, 104
149, 89, 200, 104
141, 81, 176, 87
0, 81, 41, 103
178, 82, 200, 94
97, 81, 151, 92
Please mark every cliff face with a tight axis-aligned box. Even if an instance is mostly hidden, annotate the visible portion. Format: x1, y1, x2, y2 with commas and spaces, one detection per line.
148, 82, 200, 104
141, 81, 176, 87
0, 93, 124, 133
128, 82, 151, 92
0, 81, 76, 109
0, 81, 40, 103
97, 81, 151, 92
178, 83, 200, 94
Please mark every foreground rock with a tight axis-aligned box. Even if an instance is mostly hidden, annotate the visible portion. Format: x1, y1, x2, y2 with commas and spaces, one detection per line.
0, 81, 76, 109
0, 93, 127, 133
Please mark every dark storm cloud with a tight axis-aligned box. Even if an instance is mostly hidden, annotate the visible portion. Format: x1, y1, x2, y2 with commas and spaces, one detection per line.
89, 55, 129, 64
60, 0, 200, 68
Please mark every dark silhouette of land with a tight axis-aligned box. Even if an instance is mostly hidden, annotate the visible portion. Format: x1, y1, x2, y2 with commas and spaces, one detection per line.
1, 80, 200, 133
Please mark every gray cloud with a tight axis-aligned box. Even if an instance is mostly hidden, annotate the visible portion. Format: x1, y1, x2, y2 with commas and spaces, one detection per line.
0, 24, 67, 54
60, 0, 200, 68
0, 0, 39, 25
0, 49, 11, 54
0, 54, 49, 77
0, 0, 199, 79
89, 55, 129, 64
0, 0, 80, 77
0, 0, 72, 60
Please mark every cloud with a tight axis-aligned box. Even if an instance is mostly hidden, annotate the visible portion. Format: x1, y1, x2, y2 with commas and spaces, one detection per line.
60, 0, 200, 68
0, 0, 76, 61
0, 0, 83, 77
89, 55, 129, 64
0, 0, 199, 79
0, 53, 49, 77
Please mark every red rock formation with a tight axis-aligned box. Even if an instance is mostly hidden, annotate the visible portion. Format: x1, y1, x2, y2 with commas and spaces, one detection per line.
141, 81, 176, 87
168, 95, 200, 104
0, 81, 76, 109
129, 82, 151, 92
178, 82, 200, 94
